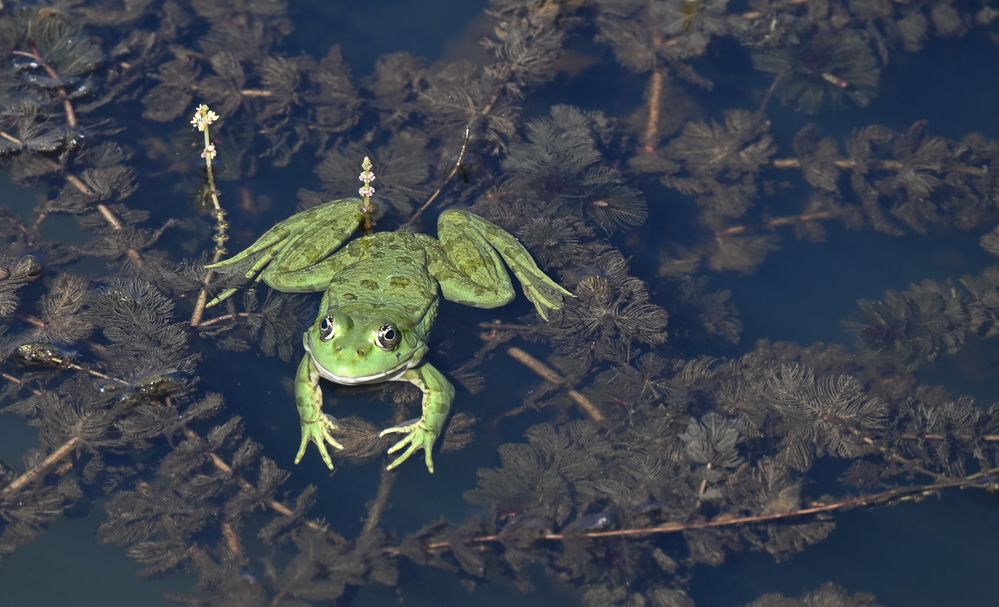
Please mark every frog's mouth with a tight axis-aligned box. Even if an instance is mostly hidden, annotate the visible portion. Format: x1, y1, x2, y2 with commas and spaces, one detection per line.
302, 334, 420, 385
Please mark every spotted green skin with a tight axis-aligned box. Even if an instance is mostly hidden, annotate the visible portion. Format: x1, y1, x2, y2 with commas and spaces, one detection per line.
206, 198, 572, 473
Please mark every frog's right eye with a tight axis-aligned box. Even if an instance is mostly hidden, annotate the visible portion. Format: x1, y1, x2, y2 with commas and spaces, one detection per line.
319, 315, 335, 341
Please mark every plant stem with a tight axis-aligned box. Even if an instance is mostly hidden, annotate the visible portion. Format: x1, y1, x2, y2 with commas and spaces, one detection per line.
194, 311, 254, 328
405, 127, 470, 227
506, 346, 604, 422
12, 47, 77, 129
642, 67, 666, 154
0, 436, 83, 498
190, 108, 228, 327
0, 128, 142, 265
407, 465, 999, 553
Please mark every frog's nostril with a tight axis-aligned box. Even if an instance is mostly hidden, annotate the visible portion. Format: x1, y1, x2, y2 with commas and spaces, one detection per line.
356, 349, 364, 357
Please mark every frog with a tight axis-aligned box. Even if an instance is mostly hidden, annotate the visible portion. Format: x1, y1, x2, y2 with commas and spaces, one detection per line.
205, 197, 572, 473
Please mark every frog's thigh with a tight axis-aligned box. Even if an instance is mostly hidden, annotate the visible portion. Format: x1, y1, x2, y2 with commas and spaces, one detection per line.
262, 253, 354, 292
430, 215, 515, 308
268, 199, 366, 274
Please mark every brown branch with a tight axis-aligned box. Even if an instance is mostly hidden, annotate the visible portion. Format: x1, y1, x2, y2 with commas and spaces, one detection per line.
715, 155, 987, 238
715, 211, 836, 237
902, 432, 999, 442
410, 465, 999, 553
359, 402, 408, 540
0, 436, 83, 499
12, 47, 77, 129
221, 521, 246, 564
361, 469, 397, 540
505, 346, 604, 422
841, 423, 947, 482
194, 311, 254, 328
0, 371, 330, 536
406, 45, 535, 226
239, 88, 273, 97
741, 0, 809, 20
770, 157, 986, 176
183, 427, 328, 533
0, 127, 142, 265
642, 67, 665, 154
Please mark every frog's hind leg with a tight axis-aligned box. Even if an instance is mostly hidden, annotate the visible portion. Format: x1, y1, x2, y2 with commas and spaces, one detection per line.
205, 198, 366, 306
430, 210, 573, 320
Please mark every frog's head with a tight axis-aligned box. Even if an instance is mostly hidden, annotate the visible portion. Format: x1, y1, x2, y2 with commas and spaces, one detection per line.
302, 305, 427, 385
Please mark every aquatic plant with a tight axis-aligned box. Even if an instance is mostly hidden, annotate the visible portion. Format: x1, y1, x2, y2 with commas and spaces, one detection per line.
753, 30, 881, 113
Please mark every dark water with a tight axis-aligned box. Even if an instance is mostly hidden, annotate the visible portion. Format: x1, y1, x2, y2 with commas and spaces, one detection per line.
2, 2, 999, 606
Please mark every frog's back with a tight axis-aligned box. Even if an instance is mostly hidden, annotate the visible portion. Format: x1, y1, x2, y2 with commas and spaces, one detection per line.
326, 231, 437, 318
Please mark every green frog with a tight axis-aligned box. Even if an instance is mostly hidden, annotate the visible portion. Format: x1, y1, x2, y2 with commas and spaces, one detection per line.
206, 196, 572, 473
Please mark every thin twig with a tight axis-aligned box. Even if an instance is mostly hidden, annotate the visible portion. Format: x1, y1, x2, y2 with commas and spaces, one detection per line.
0, 128, 142, 265
221, 521, 246, 564
769, 157, 986, 175
194, 311, 254, 328
0, 436, 84, 498
12, 47, 78, 129
0, 210, 34, 244
186, 427, 328, 534
360, 469, 397, 539
841, 423, 947, 482
0, 371, 329, 535
505, 346, 604, 422
642, 67, 665, 154
409, 465, 999, 552
359, 402, 407, 540
714, 211, 837, 237
405, 127, 471, 227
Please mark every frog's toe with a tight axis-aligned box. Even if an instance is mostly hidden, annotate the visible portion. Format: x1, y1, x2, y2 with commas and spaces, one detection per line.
295, 417, 344, 469
424, 448, 435, 474
381, 421, 436, 473
322, 414, 345, 443
384, 438, 435, 473
323, 428, 345, 452
385, 439, 418, 471
522, 281, 573, 320
294, 435, 333, 469
379, 417, 421, 437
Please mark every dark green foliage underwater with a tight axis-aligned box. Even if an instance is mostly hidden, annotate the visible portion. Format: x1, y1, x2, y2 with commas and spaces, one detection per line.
2, 1, 999, 605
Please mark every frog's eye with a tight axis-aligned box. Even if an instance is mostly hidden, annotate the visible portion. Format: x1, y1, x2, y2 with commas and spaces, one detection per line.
319, 315, 335, 341
375, 323, 401, 350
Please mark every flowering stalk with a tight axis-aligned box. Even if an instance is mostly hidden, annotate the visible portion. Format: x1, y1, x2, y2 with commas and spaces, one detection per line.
358, 156, 377, 231
190, 104, 229, 326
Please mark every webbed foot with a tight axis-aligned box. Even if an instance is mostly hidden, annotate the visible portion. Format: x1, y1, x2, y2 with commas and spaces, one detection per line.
295, 413, 344, 470
379, 417, 438, 473
433, 209, 573, 320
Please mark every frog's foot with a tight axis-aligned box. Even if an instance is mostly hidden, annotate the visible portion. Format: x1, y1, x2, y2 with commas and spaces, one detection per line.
295, 414, 344, 470
516, 272, 575, 321
434, 210, 574, 320
379, 417, 438, 473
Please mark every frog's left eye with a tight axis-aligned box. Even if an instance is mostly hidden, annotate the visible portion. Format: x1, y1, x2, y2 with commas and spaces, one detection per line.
375, 323, 401, 350
319, 315, 335, 341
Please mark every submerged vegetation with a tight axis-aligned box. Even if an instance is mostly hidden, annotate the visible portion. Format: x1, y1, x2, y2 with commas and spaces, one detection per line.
1, 1, 999, 605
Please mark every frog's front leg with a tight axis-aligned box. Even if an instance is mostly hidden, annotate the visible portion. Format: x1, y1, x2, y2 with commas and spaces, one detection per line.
294, 354, 344, 469
378, 363, 454, 473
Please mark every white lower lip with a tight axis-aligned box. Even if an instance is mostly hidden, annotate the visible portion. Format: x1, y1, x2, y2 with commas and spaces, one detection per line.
312, 362, 410, 385
303, 334, 414, 385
